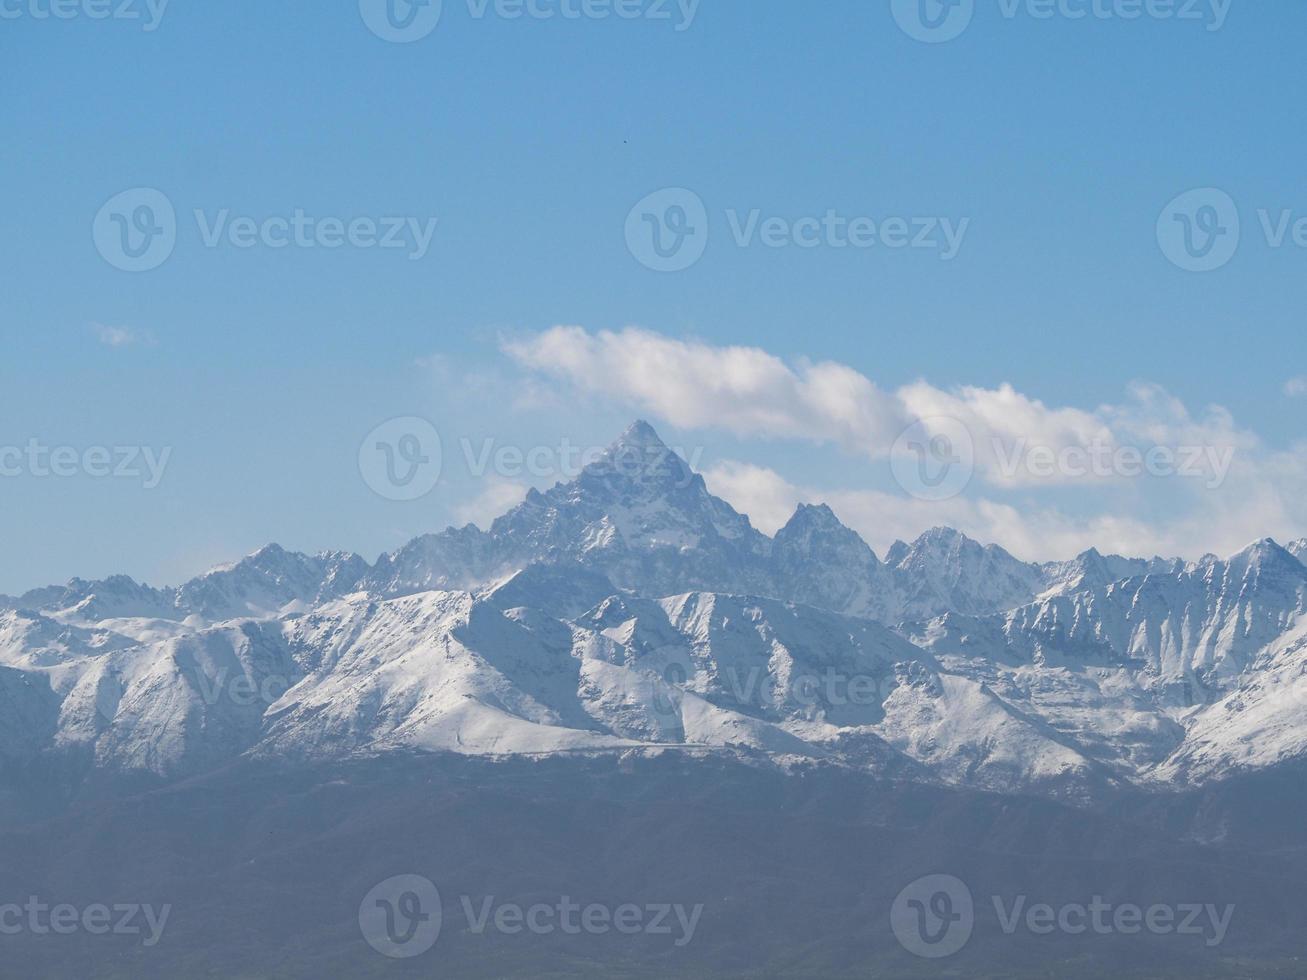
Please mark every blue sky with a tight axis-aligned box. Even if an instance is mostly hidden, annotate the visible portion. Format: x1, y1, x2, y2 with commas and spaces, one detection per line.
2, 0, 1305, 594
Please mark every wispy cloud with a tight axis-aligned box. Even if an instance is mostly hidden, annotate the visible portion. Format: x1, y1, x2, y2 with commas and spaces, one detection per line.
505, 326, 1244, 489
701, 460, 1289, 562
1285, 376, 1307, 398
90, 323, 152, 348
453, 477, 529, 530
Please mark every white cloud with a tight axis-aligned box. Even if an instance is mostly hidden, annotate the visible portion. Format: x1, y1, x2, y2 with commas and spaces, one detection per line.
504, 326, 908, 453
700, 462, 804, 536
1285, 376, 1307, 398
504, 326, 1250, 492
90, 323, 150, 348
506, 325, 1307, 560
453, 477, 529, 530
702, 460, 1296, 563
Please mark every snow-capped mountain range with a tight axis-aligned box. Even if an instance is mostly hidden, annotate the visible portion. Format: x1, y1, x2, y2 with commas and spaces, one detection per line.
4, 421, 1306, 801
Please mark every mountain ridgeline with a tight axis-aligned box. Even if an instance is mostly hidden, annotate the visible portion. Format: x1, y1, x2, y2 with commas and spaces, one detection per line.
3, 421, 1307, 801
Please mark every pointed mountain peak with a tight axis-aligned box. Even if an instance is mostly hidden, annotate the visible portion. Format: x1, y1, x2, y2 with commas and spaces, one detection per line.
613, 419, 669, 451
1202, 539, 1307, 592
775, 503, 875, 553
583, 421, 695, 491
773, 503, 879, 578
919, 526, 967, 543
908, 526, 982, 556
1227, 537, 1298, 570
892, 528, 1032, 588
203, 542, 291, 577
783, 502, 841, 529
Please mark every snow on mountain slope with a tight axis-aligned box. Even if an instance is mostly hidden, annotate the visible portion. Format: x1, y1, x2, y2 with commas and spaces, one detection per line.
173, 544, 368, 621
0, 422, 1149, 637
768, 514, 1154, 624
259, 585, 916, 769
645, 591, 914, 728
1155, 618, 1307, 784
3, 421, 1307, 798
0, 609, 134, 673
351, 421, 1128, 627
264, 590, 635, 760
0, 666, 61, 760
897, 540, 1307, 785
364, 421, 773, 600
884, 527, 1047, 620
478, 562, 619, 621
1003, 539, 1307, 698
770, 503, 888, 620
902, 614, 1187, 779
1037, 548, 1184, 600
877, 666, 1112, 797
2, 545, 368, 630
55, 620, 299, 776
0, 575, 177, 623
